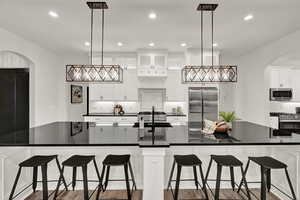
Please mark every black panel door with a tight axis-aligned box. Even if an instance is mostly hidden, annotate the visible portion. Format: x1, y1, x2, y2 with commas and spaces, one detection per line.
0, 69, 29, 136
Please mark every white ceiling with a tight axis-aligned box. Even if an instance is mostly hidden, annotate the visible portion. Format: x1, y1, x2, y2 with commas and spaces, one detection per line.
0, 0, 300, 56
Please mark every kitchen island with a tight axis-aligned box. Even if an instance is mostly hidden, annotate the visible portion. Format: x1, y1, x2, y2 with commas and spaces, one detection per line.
0, 121, 299, 199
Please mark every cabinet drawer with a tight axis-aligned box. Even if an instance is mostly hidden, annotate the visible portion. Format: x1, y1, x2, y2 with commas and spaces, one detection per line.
84, 116, 116, 122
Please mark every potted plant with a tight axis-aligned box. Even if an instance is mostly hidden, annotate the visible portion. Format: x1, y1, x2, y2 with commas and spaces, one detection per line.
219, 111, 240, 129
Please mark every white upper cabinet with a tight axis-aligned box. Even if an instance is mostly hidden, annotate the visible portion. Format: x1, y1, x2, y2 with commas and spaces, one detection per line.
137, 50, 168, 77
270, 68, 291, 88
291, 69, 300, 101
89, 84, 115, 101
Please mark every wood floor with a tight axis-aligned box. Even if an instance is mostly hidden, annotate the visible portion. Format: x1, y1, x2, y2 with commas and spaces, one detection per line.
25, 189, 281, 200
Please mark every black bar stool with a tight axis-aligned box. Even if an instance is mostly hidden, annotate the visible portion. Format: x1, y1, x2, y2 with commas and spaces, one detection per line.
96, 154, 137, 200
237, 156, 297, 200
54, 155, 101, 200
167, 154, 209, 200
204, 155, 251, 200
9, 155, 67, 200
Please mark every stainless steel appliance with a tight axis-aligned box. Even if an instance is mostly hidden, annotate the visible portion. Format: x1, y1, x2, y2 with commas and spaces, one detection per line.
278, 112, 300, 133
270, 88, 293, 101
188, 87, 218, 130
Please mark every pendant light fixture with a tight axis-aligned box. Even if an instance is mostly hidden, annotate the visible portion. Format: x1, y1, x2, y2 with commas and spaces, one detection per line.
66, 2, 123, 83
182, 4, 237, 83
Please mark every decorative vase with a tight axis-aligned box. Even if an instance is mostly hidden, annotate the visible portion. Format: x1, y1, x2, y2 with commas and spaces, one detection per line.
227, 121, 232, 129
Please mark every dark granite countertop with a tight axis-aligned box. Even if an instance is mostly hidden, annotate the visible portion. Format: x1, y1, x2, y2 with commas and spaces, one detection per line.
1, 121, 300, 147
83, 113, 138, 117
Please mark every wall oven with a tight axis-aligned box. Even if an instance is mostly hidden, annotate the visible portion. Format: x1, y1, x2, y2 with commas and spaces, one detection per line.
270, 88, 292, 101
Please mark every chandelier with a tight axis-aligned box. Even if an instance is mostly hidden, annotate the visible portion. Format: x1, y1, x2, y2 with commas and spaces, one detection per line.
66, 2, 123, 83
182, 4, 237, 83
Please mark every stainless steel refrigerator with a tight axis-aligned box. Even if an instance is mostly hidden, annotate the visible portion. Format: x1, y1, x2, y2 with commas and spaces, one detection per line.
188, 87, 218, 130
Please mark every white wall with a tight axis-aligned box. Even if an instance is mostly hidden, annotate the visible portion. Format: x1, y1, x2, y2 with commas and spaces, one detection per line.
223, 28, 300, 125
0, 28, 66, 126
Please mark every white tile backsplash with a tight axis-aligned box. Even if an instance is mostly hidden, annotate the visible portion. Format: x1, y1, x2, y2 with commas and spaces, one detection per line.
89, 101, 139, 113
164, 101, 186, 114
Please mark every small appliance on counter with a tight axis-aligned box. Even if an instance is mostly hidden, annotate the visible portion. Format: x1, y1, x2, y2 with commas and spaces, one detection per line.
269, 88, 293, 101
113, 104, 125, 115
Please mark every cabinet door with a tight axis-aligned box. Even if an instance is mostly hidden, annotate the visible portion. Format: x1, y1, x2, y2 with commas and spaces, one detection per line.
279, 69, 291, 88
90, 84, 114, 100
270, 69, 280, 88
89, 84, 102, 100
291, 70, 300, 101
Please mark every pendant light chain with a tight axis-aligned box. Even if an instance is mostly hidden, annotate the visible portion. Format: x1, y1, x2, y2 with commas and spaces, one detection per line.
211, 10, 214, 67
101, 9, 104, 66
201, 10, 203, 67
90, 8, 94, 65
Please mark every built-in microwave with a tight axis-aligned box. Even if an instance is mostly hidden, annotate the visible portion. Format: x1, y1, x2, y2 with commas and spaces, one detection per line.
270, 88, 293, 101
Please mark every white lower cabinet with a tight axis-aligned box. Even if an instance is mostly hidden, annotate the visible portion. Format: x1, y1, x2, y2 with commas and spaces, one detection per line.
84, 116, 136, 125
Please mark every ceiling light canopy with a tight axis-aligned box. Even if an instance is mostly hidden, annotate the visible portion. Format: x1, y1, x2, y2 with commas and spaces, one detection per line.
182, 3, 237, 83
149, 42, 155, 47
66, 1, 123, 83
181, 43, 187, 47
48, 11, 59, 18
148, 12, 157, 19
244, 14, 254, 21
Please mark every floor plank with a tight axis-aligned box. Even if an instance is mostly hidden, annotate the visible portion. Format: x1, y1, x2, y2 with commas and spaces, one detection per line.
25, 189, 281, 200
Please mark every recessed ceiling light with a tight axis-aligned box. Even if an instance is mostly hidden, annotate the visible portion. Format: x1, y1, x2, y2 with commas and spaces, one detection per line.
117, 42, 123, 46
148, 12, 157, 19
181, 43, 187, 47
149, 42, 155, 47
213, 43, 218, 47
244, 14, 253, 21
48, 11, 59, 18
84, 41, 90, 46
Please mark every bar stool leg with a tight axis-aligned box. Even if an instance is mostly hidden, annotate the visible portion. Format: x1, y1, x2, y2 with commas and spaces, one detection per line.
104, 166, 110, 191
82, 164, 89, 200
267, 169, 271, 192
167, 160, 175, 190
230, 167, 235, 191
54, 166, 65, 200
285, 168, 297, 200
237, 159, 250, 193
9, 167, 22, 200
215, 164, 222, 200
128, 161, 137, 190
193, 166, 199, 190
240, 166, 251, 200
55, 157, 68, 191
96, 165, 106, 199
124, 163, 132, 200
174, 165, 182, 200
32, 166, 38, 193
41, 164, 48, 200
260, 166, 267, 200
204, 157, 213, 185
72, 167, 77, 190
199, 165, 209, 200
93, 158, 103, 192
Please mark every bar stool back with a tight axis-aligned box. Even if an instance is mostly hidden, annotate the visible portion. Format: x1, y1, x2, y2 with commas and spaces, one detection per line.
9, 155, 67, 200
167, 154, 209, 200
237, 156, 297, 200
204, 155, 251, 200
96, 154, 137, 200
54, 155, 101, 200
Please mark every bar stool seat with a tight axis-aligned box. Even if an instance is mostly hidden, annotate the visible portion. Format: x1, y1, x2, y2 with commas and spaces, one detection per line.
96, 154, 137, 200
54, 155, 101, 200
174, 154, 202, 166
9, 155, 67, 200
249, 156, 287, 169
211, 155, 243, 167
167, 154, 209, 200
205, 155, 251, 200
19, 155, 57, 167
238, 156, 296, 200
103, 154, 130, 166
62, 155, 95, 166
